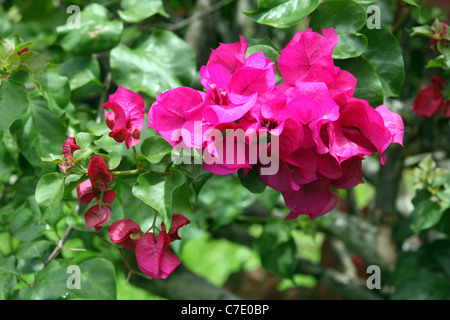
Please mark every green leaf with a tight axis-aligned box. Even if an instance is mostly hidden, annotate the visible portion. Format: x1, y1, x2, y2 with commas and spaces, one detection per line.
410, 189, 445, 234
408, 25, 433, 37
64, 173, 88, 198
75, 132, 102, 149
309, 0, 367, 34
253, 219, 298, 278
238, 168, 266, 194
57, 3, 123, 55
110, 30, 196, 98
246, 44, 280, 62
0, 272, 16, 300
71, 258, 117, 300
244, 0, 319, 29
16, 240, 53, 260
426, 55, 444, 68
0, 256, 18, 300
73, 147, 96, 161
41, 153, 65, 163
132, 169, 185, 231
18, 51, 53, 77
9, 92, 67, 168
418, 154, 435, 171
140, 135, 173, 164
118, 0, 169, 23
0, 79, 29, 138
0, 36, 20, 81
102, 151, 122, 170
19, 260, 68, 300
35, 172, 65, 221
31, 67, 71, 113
10, 204, 46, 242
192, 172, 214, 200
402, 0, 421, 6
335, 56, 384, 107
332, 33, 368, 59
0, 256, 18, 277
360, 25, 405, 97
57, 55, 101, 90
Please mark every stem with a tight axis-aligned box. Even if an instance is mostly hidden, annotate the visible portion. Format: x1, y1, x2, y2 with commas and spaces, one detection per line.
145, 213, 159, 234
132, 146, 141, 169
111, 168, 170, 177
44, 225, 73, 268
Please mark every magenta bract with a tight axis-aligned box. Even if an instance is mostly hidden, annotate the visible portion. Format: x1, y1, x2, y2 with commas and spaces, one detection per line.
135, 232, 180, 279
103, 86, 145, 149
85, 204, 112, 232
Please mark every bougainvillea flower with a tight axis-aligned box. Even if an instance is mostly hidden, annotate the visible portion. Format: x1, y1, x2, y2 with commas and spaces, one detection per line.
411, 86, 443, 117
108, 218, 143, 250
148, 86, 207, 148
411, 75, 448, 118
103, 85, 145, 148
87, 155, 114, 191
375, 105, 405, 146
85, 204, 112, 232
202, 125, 253, 175
77, 179, 99, 205
108, 214, 190, 277
200, 64, 258, 125
135, 231, 180, 279
206, 35, 247, 74
283, 177, 338, 221
283, 82, 339, 155
330, 156, 364, 190
327, 98, 393, 165
278, 28, 337, 86
201, 50, 275, 125
243, 90, 304, 158
59, 137, 81, 173
161, 213, 191, 241
62, 137, 81, 159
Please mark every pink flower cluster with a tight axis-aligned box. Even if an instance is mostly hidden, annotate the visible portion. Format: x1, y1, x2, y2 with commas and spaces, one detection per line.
108, 214, 190, 279
411, 75, 450, 118
148, 28, 404, 220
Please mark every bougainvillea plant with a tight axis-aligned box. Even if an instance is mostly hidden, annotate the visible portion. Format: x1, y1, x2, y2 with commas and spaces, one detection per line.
4, 0, 450, 302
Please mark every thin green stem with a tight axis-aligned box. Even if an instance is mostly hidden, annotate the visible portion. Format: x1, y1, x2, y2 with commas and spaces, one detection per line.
132, 146, 141, 169
145, 213, 159, 234
110, 168, 146, 176
110, 169, 170, 177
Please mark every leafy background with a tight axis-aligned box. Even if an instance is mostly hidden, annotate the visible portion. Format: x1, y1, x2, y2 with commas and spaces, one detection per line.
0, 0, 449, 300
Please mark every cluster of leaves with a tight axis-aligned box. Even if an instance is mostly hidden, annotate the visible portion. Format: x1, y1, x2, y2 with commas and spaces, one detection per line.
409, 18, 450, 70
0, 0, 449, 301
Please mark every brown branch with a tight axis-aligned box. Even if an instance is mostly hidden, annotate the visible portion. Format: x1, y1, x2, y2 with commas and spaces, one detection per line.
44, 225, 73, 267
